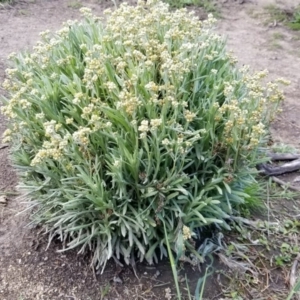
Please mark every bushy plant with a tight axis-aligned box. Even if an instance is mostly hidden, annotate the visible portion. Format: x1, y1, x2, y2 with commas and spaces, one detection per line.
1, 0, 287, 270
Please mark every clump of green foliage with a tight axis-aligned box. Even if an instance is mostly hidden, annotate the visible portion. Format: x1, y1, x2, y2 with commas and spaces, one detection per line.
287, 6, 300, 30
1, 0, 287, 270
264, 4, 300, 31
164, 0, 218, 13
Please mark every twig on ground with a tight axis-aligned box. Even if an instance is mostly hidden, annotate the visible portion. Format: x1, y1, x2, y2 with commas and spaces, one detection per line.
0, 191, 19, 196
271, 177, 300, 193
153, 282, 171, 288
230, 216, 278, 228
217, 252, 258, 277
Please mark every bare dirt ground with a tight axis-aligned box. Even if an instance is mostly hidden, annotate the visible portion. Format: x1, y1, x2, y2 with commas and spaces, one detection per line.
219, 0, 300, 149
0, 0, 300, 299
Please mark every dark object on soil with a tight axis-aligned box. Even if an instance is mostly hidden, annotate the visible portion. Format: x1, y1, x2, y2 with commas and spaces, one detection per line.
257, 152, 300, 192
0, 144, 9, 150
258, 159, 300, 176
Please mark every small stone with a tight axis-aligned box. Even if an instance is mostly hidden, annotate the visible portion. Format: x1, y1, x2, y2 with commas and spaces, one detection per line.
293, 176, 300, 183
113, 276, 123, 284
0, 196, 7, 204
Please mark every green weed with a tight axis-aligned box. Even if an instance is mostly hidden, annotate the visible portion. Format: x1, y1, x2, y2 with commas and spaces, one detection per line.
287, 277, 300, 300
164, 0, 219, 15
164, 220, 213, 299
67, 0, 82, 9
264, 4, 300, 31
264, 4, 287, 24
287, 6, 300, 30
271, 143, 298, 154
1, 1, 286, 270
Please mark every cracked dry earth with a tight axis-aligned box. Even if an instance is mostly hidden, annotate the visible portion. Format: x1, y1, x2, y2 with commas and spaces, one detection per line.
0, 0, 300, 299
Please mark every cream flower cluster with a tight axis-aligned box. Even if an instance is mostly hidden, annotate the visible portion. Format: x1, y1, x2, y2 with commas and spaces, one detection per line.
1, 0, 286, 168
